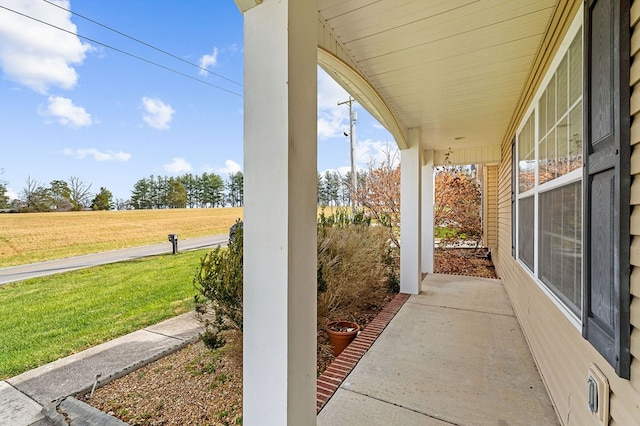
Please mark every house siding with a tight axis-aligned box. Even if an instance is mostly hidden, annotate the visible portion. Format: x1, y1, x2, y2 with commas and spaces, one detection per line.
494, 1, 640, 424
482, 165, 498, 250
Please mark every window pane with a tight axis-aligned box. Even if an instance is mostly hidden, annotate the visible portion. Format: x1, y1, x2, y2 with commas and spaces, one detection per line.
569, 31, 582, 105
518, 115, 535, 192
557, 117, 569, 176
546, 74, 556, 134
539, 90, 547, 136
539, 182, 582, 315
539, 136, 550, 184
519, 195, 535, 272
557, 56, 568, 114
568, 101, 582, 173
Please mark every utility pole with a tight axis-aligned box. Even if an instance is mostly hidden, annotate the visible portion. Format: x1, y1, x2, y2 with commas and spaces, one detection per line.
338, 96, 357, 211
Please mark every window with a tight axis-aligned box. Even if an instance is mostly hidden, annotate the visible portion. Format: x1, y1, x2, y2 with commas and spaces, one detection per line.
515, 18, 583, 319
514, 1, 631, 378
539, 182, 581, 316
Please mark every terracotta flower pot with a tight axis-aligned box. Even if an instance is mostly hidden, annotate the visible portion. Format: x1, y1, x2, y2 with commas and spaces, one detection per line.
326, 321, 360, 356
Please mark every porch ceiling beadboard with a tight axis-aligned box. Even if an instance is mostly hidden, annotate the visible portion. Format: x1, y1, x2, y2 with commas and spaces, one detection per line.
317, 0, 558, 153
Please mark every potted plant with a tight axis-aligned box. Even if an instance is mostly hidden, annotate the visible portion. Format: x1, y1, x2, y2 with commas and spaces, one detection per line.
326, 321, 360, 356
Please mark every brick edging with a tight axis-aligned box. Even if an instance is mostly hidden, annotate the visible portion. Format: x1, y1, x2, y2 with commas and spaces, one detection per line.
316, 292, 411, 413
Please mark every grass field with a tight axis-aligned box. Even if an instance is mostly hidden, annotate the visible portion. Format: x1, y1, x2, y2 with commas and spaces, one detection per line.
0, 208, 243, 267
0, 250, 205, 379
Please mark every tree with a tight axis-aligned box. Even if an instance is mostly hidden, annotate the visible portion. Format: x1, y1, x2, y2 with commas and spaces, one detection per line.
179, 174, 198, 208
434, 166, 482, 246
325, 170, 341, 206
154, 175, 169, 209
130, 177, 152, 209
0, 169, 9, 209
68, 176, 93, 210
317, 173, 326, 206
114, 198, 131, 210
50, 180, 73, 211
226, 172, 243, 207
91, 187, 113, 211
19, 176, 53, 212
167, 178, 187, 208
201, 173, 224, 207
0, 182, 8, 209
353, 150, 401, 249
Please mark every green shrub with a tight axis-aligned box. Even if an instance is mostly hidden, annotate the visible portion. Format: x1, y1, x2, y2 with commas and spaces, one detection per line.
193, 220, 243, 350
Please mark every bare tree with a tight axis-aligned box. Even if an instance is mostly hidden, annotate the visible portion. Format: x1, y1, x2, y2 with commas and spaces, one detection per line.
20, 176, 52, 212
68, 176, 93, 210
353, 148, 401, 249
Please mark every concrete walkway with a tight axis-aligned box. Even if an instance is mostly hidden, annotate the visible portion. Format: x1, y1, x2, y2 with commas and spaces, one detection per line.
318, 274, 559, 425
0, 313, 202, 425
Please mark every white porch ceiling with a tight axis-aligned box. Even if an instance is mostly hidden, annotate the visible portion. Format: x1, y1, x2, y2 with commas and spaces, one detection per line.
317, 0, 559, 153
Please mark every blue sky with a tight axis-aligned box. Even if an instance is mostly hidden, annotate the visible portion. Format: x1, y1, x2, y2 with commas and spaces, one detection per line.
0, 0, 393, 201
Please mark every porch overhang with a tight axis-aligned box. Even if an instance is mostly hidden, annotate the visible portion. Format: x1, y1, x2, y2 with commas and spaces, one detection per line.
234, 1, 572, 423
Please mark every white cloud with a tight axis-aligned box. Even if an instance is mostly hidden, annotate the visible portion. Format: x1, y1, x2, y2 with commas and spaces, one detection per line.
216, 159, 242, 175
198, 47, 218, 76
0, 0, 92, 93
163, 157, 192, 174
317, 68, 350, 139
41, 96, 91, 128
63, 148, 131, 162
141, 97, 175, 130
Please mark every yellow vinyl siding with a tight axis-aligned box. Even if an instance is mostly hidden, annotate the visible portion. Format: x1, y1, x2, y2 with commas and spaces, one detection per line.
493, 1, 640, 424
482, 165, 498, 250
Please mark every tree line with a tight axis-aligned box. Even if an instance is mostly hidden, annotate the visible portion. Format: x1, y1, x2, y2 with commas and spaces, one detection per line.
0, 164, 388, 213
0, 171, 244, 212
317, 170, 362, 207
130, 172, 243, 209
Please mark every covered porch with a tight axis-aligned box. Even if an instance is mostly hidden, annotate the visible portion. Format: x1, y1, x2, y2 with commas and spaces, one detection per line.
318, 273, 558, 424
232, 0, 572, 423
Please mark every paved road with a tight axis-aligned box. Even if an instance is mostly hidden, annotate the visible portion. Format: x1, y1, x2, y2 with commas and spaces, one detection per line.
0, 234, 228, 286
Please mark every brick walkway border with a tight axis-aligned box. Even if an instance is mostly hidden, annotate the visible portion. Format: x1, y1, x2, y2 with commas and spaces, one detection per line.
316, 292, 411, 413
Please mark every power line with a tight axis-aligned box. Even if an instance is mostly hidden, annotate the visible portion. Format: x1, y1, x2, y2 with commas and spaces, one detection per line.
0, 4, 242, 97
41, 0, 242, 87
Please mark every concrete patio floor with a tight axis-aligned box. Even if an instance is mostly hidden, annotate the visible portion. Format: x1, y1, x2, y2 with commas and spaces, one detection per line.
317, 274, 559, 425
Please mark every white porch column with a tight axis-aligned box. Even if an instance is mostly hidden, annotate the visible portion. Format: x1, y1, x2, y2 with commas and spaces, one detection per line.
400, 128, 422, 294
241, 1, 317, 424
422, 150, 435, 274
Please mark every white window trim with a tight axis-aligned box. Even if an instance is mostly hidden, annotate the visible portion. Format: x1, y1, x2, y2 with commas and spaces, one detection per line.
514, 6, 583, 331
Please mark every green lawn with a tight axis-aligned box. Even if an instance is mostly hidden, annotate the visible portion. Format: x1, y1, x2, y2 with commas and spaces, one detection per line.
0, 250, 207, 379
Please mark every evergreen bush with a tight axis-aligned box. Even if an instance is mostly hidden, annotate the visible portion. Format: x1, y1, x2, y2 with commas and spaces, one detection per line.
193, 219, 243, 350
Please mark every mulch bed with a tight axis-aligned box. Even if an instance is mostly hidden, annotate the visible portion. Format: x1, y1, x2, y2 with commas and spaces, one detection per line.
434, 248, 497, 278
